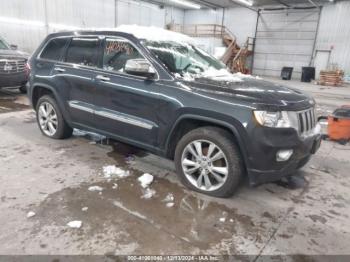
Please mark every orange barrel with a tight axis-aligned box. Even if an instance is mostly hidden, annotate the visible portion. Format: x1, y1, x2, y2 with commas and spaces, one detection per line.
327, 106, 350, 141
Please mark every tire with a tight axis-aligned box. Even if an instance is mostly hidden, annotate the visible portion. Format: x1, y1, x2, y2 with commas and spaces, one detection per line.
19, 85, 27, 94
174, 126, 244, 198
36, 95, 73, 139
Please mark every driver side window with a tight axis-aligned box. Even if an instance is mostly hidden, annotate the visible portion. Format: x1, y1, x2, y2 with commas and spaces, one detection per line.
103, 38, 143, 74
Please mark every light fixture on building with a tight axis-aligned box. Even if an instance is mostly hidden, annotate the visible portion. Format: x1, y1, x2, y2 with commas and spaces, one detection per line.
233, 0, 253, 6
170, 0, 201, 9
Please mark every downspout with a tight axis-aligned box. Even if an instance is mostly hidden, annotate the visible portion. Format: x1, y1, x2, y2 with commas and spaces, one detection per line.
114, 0, 118, 27
251, 9, 260, 74
310, 6, 322, 66
43, 0, 49, 34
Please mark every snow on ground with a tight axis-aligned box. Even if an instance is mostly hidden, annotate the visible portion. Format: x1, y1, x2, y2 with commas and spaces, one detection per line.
162, 193, 174, 202
82, 207, 88, 212
166, 202, 175, 208
103, 165, 130, 179
138, 173, 154, 188
141, 188, 156, 199
26, 211, 35, 218
88, 186, 103, 192
67, 221, 82, 229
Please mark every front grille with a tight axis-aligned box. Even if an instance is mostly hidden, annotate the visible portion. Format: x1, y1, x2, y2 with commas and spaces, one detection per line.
297, 108, 316, 135
0, 59, 26, 74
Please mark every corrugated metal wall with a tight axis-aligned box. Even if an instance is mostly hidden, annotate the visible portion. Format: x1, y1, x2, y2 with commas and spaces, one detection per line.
313, 1, 350, 77
253, 9, 320, 79
0, 0, 184, 53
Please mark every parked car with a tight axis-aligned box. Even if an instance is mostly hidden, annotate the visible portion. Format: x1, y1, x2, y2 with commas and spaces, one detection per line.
0, 36, 29, 93
27, 26, 321, 197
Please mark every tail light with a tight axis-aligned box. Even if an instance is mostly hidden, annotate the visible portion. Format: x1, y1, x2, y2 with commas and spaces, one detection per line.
25, 61, 31, 78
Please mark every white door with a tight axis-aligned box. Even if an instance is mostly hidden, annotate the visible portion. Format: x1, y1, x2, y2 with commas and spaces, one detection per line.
314, 50, 330, 79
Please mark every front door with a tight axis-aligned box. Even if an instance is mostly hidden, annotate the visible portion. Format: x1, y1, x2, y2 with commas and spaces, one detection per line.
93, 37, 160, 148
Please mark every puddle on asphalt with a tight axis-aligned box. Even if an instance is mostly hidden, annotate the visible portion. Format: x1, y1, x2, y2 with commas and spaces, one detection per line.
31, 171, 262, 252
0, 99, 30, 114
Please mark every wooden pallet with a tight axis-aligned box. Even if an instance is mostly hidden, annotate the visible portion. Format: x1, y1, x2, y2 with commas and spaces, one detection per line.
319, 70, 344, 86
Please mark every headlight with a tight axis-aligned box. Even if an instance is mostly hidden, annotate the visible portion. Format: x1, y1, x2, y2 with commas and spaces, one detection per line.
254, 111, 291, 128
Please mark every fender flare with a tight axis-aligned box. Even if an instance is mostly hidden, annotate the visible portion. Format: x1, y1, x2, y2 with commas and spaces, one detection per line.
165, 114, 249, 166
31, 83, 71, 123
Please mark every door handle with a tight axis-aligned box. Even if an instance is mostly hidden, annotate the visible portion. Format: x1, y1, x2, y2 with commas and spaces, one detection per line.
96, 75, 110, 82
54, 67, 66, 73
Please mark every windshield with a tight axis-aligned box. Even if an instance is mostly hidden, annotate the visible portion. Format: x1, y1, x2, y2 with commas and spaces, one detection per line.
0, 39, 9, 50
144, 40, 226, 76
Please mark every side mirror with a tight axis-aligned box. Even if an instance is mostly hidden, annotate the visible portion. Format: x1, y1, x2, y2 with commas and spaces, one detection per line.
10, 44, 18, 50
125, 59, 156, 79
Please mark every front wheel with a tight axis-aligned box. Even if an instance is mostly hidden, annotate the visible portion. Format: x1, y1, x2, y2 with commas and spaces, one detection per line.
36, 95, 73, 139
174, 127, 244, 198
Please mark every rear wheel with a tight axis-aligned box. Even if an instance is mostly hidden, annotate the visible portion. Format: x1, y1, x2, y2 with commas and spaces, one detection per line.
36, 95, 72, 139
174, 127, 244, 198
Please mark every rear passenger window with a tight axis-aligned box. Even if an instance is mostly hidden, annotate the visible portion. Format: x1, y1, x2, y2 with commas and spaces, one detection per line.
40, 38, 68, 61
65, 38, 99, 67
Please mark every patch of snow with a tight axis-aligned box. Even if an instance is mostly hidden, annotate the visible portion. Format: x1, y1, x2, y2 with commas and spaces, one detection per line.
166, 202, 175, 208
67, 220, 82, 229
112, 183, 118, 189
162, 193, 174, 202
219, 217, 226, 222
229, 218, 234, 223
88, 186, 103, 192
82, 207, 88, 212
141, 188, 156, 199
138, 173, 154, 188
27, 211, 36, 218
103, 165, 130, 179
116, 24, 195, 45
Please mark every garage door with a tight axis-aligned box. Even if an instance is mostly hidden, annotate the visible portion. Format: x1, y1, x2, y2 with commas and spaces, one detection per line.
253, 9, 320, 80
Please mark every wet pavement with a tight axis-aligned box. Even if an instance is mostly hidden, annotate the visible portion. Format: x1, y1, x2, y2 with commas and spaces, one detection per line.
0, 89, 350, 257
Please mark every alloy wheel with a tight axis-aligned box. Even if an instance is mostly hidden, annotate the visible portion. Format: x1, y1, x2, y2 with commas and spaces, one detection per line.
38, 102, 58, 136
181, 140, 229, 191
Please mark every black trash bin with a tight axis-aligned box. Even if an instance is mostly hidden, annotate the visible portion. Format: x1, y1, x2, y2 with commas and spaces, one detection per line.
281, 67, 293, 80
301, 67, 315, 82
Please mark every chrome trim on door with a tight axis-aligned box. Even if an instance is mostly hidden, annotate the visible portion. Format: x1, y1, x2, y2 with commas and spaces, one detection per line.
95, 110, 153, 130
68, 101, 94, 114
68, 100, 154, 130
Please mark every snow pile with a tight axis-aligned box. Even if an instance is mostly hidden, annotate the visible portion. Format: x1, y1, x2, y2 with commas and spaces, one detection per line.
103, 165, 130, 179
27, 211, 36, 218
88, 186, 103, 192
201, 68, 243, 82
82, 207, 88, 212
162, 193, 174, 202
116, 24, 195, 45
162, 193, 175, 208
219, 217, 226, 222
67, 220, 82, 229
141, 188, 156, 199
166, 202, 175, 208
138, 173, 154, 188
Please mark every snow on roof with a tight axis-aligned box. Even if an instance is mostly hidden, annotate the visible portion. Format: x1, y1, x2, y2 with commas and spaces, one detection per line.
115, 24, 196, 44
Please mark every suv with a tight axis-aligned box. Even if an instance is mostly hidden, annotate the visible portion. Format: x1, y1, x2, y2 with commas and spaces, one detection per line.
28, 25, 321, 197
0, 36, 29, 93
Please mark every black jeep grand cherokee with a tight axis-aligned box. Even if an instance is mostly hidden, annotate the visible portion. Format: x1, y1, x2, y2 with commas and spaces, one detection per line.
28, 25, 321, 197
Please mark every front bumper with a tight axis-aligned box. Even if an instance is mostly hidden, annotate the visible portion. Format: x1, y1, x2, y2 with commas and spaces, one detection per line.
247, 125, 321, 186
0, 72, 27, 87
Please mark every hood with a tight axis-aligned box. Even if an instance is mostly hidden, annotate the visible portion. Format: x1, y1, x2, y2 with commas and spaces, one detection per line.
0, 49, 29, 60
179, 71, 313, 111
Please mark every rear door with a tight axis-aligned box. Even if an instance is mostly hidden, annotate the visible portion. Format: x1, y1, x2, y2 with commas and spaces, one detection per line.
54, 36, 102, 128
93, 37, 160, 147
